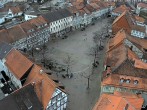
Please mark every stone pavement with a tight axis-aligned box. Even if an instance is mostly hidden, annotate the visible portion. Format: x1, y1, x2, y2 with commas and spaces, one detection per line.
33, 17, 112, 110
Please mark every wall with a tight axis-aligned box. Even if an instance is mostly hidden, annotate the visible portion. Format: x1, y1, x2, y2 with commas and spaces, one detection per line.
0, 59, 22, 88
124, 39, 143, 58
46, 88, 67, 110
101, 85, 144, 94
0, 60, 8, 80
0, 17, 5, 24
49, 16, 73, 35
24, 14, 37, 21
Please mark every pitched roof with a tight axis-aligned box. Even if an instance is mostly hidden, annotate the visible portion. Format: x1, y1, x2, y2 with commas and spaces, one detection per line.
106, 30, 147, 77
137, 3, 147, 8
7, 25, 27, 42
85, 4, 95, 13
127, 33, 147, 49
112, 11, 146, 34
93, 92, 144, 110
5, 49, 33, 79
134, 59, 147, 69
19, 21, 35, 34
9, 6, 22, 14
102, 73, 147, 92
29, 16, 47, 27
0, 84, 43, 110
0, 42, 13, 59
108, 29, 126, 52
134, 15, 145, 23
106, 43, 127, 70
113, 5, 130, 15
42, 9, 72, 23
24, 65, 59, 109
112, 11, 126, 25
67, 6, 79, 14
113, 59, 147, 78
0, 29, 13, 43
89, 3, 100, 10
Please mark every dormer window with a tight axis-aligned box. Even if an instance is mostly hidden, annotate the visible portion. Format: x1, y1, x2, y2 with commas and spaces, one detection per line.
106, 73, 110, 77
126, 79, 131, 84
28, 29, 34, 33
143, 48, 147, 52
134, 80, 139, 85
120, 78, 124, 83
38, 26, 41, 29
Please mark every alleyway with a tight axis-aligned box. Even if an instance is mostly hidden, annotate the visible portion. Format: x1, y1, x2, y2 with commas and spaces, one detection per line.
34, 17, 112, 110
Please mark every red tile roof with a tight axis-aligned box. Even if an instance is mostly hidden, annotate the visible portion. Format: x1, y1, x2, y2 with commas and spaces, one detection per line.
106, 29, 147, 76
5, 49, 33, 79
137, 3, 147, 8
113, 5, 130, 14
102, 73, 147, 92
24, 65, 59, 109
0, 29, 13, 43
93, 92, 144, 110
134, 15, 145, 23
10, 6, 22, 14
7, 25, 27, 41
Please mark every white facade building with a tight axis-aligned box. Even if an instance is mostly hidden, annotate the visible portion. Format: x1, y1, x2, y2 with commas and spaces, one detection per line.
42, 9, 73, 37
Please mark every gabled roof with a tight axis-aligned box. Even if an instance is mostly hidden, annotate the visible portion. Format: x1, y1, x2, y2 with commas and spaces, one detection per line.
113, 59, 147, 78
96, 1, 106, 9
24, 65, 60, 109
89, 3, 100, 10
5, 49, 33, 79
93, 92, 144, 110
19, 21, 35, 34
102, 73, 147, 92
137, 3, 147, 8
29, 16, 47, 27
108, 29, 127, 52
106, 43, 127, 70
9, 6, 22, 14
112, 5, 130, 15
67, 6, 79, 14
7, 25, 27, 42
112, 11, 146, 34
85, 4, 95, 12
134, 15, 145, 23
112, 11, 126, 25
42, 9, 72, 23
127, 33, 147, 49
83, 7, 91, 14
106, 29, 147, 77
0, 29, 13, 43
0, 41, 13, 59
0, 84, 43, 110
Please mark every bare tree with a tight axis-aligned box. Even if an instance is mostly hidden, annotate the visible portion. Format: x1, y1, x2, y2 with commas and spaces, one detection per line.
41, 47, 55, 68
63, 54, 74, 77
81, 65, 93, 89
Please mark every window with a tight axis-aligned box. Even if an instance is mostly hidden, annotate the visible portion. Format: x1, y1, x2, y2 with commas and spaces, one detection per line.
134, 80, 139, 85
120, 78, 124, 83
143, 48, 147, 52
126, 79, 131, 84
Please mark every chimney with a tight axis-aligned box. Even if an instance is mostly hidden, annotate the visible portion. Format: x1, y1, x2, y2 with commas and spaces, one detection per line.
124, 104, 129, 110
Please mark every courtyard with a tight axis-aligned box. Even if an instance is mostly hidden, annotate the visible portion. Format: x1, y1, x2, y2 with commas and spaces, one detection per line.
32, 17, 112, 110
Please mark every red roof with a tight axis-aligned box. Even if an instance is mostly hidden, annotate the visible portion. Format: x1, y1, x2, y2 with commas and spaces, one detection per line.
5, 49, 33, 79
137, 3, 147, 8
93, 92, 144, 110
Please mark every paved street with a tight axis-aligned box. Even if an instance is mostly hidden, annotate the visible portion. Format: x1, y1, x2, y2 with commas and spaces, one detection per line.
33, 17, 112, 110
